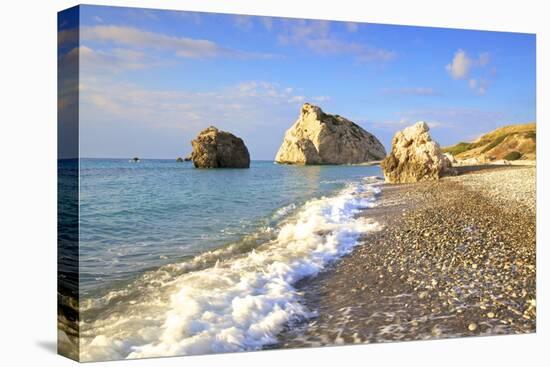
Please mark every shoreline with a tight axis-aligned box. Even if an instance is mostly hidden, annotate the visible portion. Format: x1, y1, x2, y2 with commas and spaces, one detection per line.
61, 163, 536, 359
274, 165, 536, 347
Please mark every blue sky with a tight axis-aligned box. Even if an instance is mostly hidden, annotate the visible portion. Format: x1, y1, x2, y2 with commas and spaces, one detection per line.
60, 5, 536, 159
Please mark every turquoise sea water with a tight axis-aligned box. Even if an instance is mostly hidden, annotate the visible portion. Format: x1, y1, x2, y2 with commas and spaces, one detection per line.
79, 159, 382, 295
72, 158, 384, 360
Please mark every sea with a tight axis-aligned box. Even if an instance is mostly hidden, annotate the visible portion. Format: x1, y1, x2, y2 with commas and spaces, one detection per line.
73, 158, 384, 360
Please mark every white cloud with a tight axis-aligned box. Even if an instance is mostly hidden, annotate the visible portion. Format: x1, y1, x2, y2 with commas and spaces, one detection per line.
58, 28, 78, 49
382, 87, 439, 96
79, 46, 151, 73
79, 78, 331, 158
373, 117, 448, 131
478, 52, 490, 66
233, 15, 254, 30
141, 10, 160, 21
312, 95, 331, 102
174, 11, 202, 25
260, 17, 273, 31
356, 47, 396, 62
345, 22, 359, 32
276, 19, 395, 62
80, 78, 326, 132
81, 25, 276, 60
468, 78, 489, 95
446, 49, 493, 94
375, 108, 507, 133
289, 95, 305, 103
446, 49, 472, 79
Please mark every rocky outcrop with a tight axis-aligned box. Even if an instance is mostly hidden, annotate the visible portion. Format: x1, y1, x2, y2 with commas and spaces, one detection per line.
176, 157, 184, 162
443, 153, 457, 165
275, 103, 386, 165
381, 121, 455, 183
190, 126, 250, 168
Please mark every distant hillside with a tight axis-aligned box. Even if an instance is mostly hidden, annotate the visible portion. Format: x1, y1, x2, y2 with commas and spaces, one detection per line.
443, 123, 536, 162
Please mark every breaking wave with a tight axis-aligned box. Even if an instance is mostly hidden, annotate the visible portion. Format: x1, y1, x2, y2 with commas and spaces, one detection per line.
78, 178, 383, 361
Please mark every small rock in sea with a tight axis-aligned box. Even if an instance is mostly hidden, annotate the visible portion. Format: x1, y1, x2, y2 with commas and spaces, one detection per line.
468, 323, 478, 331
190, 126, 250, 168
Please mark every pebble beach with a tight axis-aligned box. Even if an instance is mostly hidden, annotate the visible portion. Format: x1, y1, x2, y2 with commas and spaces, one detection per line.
275, 164, 536, 347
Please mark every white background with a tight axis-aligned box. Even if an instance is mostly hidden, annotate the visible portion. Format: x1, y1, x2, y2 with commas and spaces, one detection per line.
0, 0, 547, 365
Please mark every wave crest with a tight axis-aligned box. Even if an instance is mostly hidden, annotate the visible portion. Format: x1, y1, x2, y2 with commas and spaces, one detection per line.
79, 178, 383, 361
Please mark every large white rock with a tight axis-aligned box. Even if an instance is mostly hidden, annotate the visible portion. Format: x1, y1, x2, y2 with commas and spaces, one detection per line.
381, 121, 455, 183
275, 103, 386, 165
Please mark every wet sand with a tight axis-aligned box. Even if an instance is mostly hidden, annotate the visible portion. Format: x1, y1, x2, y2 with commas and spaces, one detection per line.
275, 165, 536, 347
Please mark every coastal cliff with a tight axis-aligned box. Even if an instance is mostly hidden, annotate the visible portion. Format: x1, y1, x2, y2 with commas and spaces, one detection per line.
275, 103, 386, 165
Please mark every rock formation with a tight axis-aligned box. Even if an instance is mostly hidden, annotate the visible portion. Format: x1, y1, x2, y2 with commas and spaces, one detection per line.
443, 153, 457, 165
275, 103, 386, 165
190, 126, 250, 168
381, 121, 455, 183
176, 157, 184, 162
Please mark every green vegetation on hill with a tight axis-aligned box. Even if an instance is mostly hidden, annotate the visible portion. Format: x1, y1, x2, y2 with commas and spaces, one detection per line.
504, 151, 522, 161
443, 123, 536, 161
481, 134, 508, 153
444, 142, 476, 156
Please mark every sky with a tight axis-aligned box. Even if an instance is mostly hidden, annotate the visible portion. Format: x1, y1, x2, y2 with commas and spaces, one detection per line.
58, 5, 536, 159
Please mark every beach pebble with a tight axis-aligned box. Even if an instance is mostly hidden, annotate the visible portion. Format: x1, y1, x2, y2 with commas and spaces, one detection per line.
277, 166, 535, 347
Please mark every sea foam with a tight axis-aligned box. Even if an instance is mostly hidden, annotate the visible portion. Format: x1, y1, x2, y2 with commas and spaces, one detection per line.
79, 178, 383, 361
